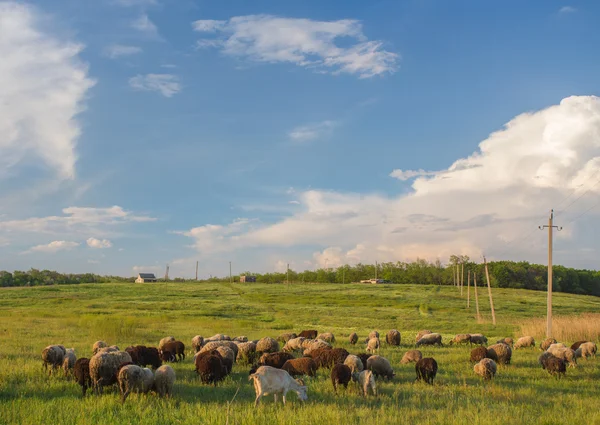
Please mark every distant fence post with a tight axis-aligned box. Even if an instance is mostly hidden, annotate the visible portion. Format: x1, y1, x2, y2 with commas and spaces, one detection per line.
474, 273, 480, 321
467, 270, 470, 308
460, 262, 464, 296
484, 257, 496, 325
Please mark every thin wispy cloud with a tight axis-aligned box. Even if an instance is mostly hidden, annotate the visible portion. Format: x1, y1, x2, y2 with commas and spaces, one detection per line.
288, 120, 337, 143
86, 237, 113, 249
559, 6, 577, 13
132, 14, 159, 37
192, 15, 398, 78
103, 44, 142, 59
112, 0, 157, 6
129, 74, 181, 97
23, 240, 79, 254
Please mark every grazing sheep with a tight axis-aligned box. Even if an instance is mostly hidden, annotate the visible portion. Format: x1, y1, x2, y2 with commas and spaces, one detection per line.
344, 355, 364, 373
575, 342, 597, 359
316, 332, 336, 343
74, 358, 92, 396
283, 337, 306, 353
277, 333, 297, 343
469, 334, 488, 346
356, 353, 372, 369
216, 346, 236, 367
540, 338, 557, 351
191, 335, 204, 353
282, 358, 317, 377
486, 343, 512, 365
570, 340, 587, 351
415, 357, 438, 384
316, 348, 349, 369
153, 365, 175, 397
298, 330, 318, 339
118, 364, 153, 403
415, 333, 442, 347
302, 339, 331, 356
233, 336, 248, 343
331, 364, 352, 393
89, 351, 133, 394
161, 341, 185, 362
305, 347, 332, 368
349, 333, 358, 345
514, 336, 535, 349
415, 330, 432, 342
538, 351, 554, 367
63, 348, 76, 377
259, 352, 294, 369
547, 344, 577, 367
539, 353, 566, 378
158, 337, 175, 352
92, 341, 107, 356
256, 337, 280, 354
470, 346, 490, 363
368, 331, 380, 340
42, 345, 65, 375
200, 341, 239, 358
386, 330, 401, 346
205, 334, 228, 342
474, 358, 497, 380
249, 366, 308, 406
129, 346, 162, 370
496, 337, 514, 347
366, 355, 395, 381
401, 350, 423, 364
449, 334, 471, 346
98, 346, 120, 354
236, 342, 257, 364
195, 352, 228, 385
366, 337, 380, 353
354, 370, 377, 397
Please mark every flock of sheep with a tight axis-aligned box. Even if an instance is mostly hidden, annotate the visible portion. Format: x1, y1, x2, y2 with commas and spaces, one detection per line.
40, 329, 598, 405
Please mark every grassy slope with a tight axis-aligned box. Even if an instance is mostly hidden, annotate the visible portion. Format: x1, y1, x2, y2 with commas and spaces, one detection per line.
1, 282, 599, 425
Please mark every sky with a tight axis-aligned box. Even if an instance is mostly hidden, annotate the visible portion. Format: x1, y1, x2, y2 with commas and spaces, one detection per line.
1, 0, 600, 278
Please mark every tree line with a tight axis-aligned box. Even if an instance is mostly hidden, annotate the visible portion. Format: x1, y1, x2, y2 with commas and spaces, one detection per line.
1, 258, 599, 297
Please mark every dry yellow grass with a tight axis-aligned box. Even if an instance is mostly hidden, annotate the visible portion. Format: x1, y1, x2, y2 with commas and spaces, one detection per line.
519, 313, 600, 342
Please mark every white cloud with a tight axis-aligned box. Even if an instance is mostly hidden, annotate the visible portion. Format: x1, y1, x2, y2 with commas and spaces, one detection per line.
177, 96, 600, 267
132, 14, 158, 36
288, 121, 337, 143
0, 2, 95, 180
86, 237, 112, 249
289, 200, 300, 205
23, 240, 79, 254
103, 44, 142, 59
129, 74, 181, 97
389, 169, 439, 181
559, 6, 577, 13
192, 15, 398, 78
112, 0, 157, 6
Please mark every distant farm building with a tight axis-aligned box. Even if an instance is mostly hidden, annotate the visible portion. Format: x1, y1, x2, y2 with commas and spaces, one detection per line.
360, 279, 386, 284
136, 273, 157, 283
240, 275, 257, 283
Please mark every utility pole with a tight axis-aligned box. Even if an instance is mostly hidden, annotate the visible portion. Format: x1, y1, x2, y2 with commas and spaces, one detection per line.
539, 209, 562, 338
195, 261, 198, 281
229, 261, 232, 284
474, 273, 480, 320
164, 264, 169, 281
460, 261, 464, 296
467, 270, 470, 308
483, 256, 496, 325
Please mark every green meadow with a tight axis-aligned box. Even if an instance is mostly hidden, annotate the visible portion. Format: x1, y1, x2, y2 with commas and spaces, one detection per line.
1, 282, 599, 425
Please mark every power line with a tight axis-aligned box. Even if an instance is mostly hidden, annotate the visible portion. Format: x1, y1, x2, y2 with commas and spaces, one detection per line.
563, 198, 600, 226
555, 172, 600, 217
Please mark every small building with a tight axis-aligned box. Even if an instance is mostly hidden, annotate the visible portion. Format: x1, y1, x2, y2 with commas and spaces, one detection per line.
240, 275, 257, 283
136, 273, 157, 283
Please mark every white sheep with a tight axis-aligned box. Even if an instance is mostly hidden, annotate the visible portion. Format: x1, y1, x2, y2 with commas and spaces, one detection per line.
514, 336, 535, 349
366, 337, 380, 354
354, 369, 377, 397
343, 355, 364, 373
153, 365, 175, 398
575, 342, 597, 359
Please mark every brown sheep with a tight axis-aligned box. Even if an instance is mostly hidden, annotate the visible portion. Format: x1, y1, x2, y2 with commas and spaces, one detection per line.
356, 353, 372, 368
74, 358, 92, 396
540, 338, 557, 351
195, 352, 228, 385
277, 333, 297, 343
386, 330, 401, 346
42, 345, 65, 375
331, 364, 352, 393
415, 330, 432, 342
570, 340, 588, 351
539, 353, 566, 378
282, 358, 317, 377
161, 341, 185, 362
496, 337, 514, 347
415, 357, 437, 384
400, 350, 423, 364
474, 358, 497, 380
470, 346, 490, 363
313, 348, 349, 369
349, 333, 358, 345
487, 343, 512, 365
514, 336, 535, 349
191, 335, 204, 353
259, 352, 294, 369
298, 330, 318, 339
449, 334, 471, 346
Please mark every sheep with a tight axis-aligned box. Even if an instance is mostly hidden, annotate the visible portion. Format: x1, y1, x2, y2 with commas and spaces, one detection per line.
470, 346, 490, 363
283, 337, 306, 353
486, 343, 512, 365
349, 333, 358, 345
200, 341, 239, 358
302, 339, 331, 356
449, 334, 471, 346
153, 365, 175, 397
98, 346, 120, 354
74, 358, 92, 396
161, 341, 185, 362
42, 345, 65, 375
386, 330, 401, 346
298, 330, 318, 339
195, 352, 228, 385
575, 342, 597, 359
540, 337, 557, 351
547, 344, 577, 367
469, 334, 488, 346
539, 353, 566, 378
259, 352, 294, 369
277, 333, 297, 343
236, 342, 257, 364
158, 336, 175, 352
282, 358, 317, 377
343, 355, 364, 373
570, 340, 587, 351
249, 366, 308, 406
92, 341, 107, 356
514, 336, 535, 349
496, 337, 514, 347
415, 333, 442, 347
356, 353, 372, 369
205, 334, 228, 342
233, 336, 248, 343
62, 348, 76, 377
353, 370, 377, 397
191, 335, 204, 353
474, 358, 497, 380
366, 355, 395, 381
366, 337, 380, 353
256, 337, 280, 354
128, 346, 162, 370
216, 346, 236, 367
415, 357, 438, 384
89, 351, 133, 394
538, 351, 554, 367
316, 332, 336, 343
315, 348, 349, 369
415, 330, 433, 342
118, 364, 153, 403
401, 350, 423, 364
331, 364, 352, 393
368, 331, 380, 340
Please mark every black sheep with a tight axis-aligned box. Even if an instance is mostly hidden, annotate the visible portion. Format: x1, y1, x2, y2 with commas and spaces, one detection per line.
331, 364, 352, 393
415, 357, 438, 384
298, 330, 318, 339
195, 353, 228, 385
541, 356, 567, 378
470, 346, 489, 363
74, 358, 92, 397
259, 352, 294, 369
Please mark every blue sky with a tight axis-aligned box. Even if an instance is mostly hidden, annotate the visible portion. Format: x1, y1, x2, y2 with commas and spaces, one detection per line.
1, 0, 600, 278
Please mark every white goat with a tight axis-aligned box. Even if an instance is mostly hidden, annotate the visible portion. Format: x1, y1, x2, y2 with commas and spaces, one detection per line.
249, 366, 308, 406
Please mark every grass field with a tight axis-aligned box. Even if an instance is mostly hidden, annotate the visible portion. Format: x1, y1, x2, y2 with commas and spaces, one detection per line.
1, 282, 599, 425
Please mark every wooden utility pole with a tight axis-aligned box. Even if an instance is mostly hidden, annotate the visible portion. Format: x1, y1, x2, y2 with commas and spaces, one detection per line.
483, 257, 496, 325
195, 261, 199, 281
460, 262, 464, 296
455, 264, 458, 287
539, 209, 562, 338
467, 270, 471, 308
474, 273, 480, 320
453, 263, 456, 287
164, 264, 169, 281
229, 261, 232, 284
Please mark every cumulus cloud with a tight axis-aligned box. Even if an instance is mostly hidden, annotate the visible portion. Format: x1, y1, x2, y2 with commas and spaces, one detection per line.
288, 121, 337, 143
23, 240, 79, 254
0, 2, 95, 179
132, 14, 158, 36
129, 74, 181, 97
192, 15, 398, 78
177, 96, 600, 267
103, 44, 142, 59
86, 237, 112, 249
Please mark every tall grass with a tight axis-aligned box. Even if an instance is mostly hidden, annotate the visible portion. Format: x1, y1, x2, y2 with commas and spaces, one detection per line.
519, 313, 600, 342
